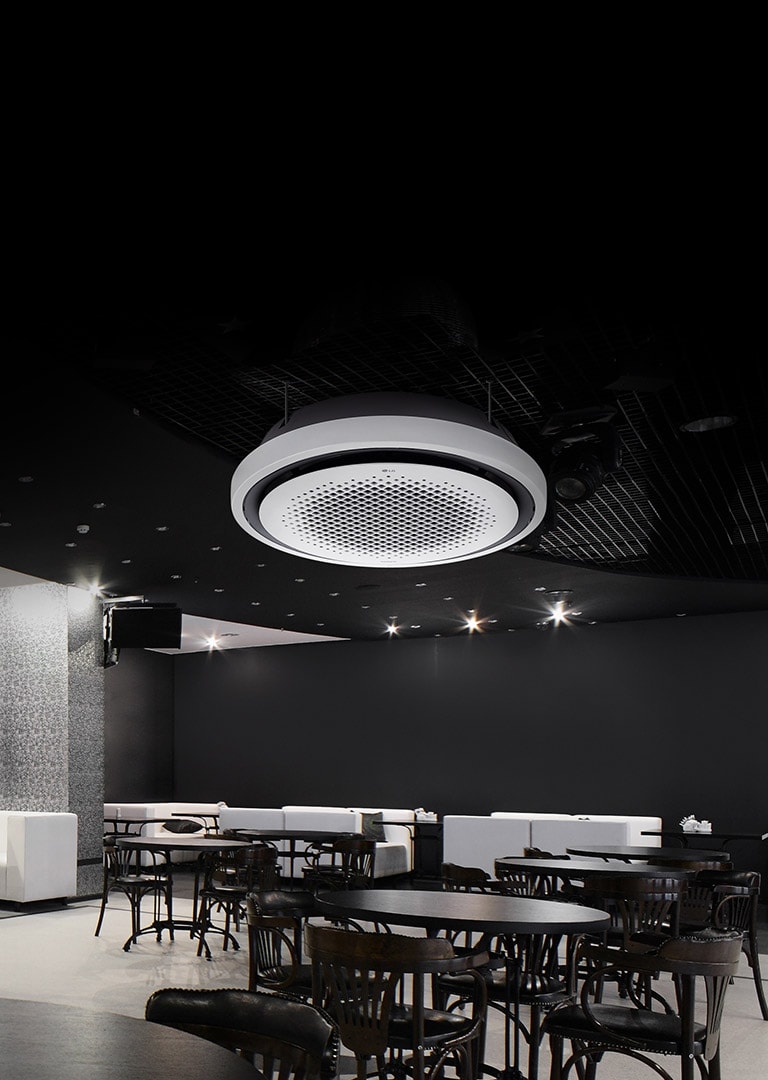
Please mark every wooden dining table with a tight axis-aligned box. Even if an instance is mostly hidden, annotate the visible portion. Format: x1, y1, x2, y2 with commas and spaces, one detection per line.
316, 887, 611, 1080
114, 833, 251, 950
564, 844, 731, 863
0, 997, 260, 1079
495, 855, 699, 887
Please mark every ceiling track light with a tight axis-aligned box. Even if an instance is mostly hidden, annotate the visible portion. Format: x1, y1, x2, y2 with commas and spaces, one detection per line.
231, 392, 547, 568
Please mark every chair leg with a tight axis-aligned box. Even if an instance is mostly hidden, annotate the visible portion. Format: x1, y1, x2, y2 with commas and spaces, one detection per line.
94, 891, 108, 937
744, 933, 768, 1020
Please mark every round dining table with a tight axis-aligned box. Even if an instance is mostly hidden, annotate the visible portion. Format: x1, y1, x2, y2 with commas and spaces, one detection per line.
564, 844, 730, 863
0, 997, 260, 1079
495, 855, 699, 882
114, 834, 251, 950
316, 888, 611, 1080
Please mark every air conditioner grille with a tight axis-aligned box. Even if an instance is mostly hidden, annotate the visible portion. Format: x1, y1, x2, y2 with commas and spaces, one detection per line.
259, 462, 520, 565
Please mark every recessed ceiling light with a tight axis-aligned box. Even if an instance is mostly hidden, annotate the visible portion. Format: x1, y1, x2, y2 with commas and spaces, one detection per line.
231, 392, 547, 567
155, 525, 169, 532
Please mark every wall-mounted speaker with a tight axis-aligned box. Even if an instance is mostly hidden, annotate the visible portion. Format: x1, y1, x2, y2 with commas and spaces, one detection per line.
107, 604, 182, 649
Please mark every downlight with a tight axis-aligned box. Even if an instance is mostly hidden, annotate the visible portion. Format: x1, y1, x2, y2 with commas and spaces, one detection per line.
231, 393, 547, 568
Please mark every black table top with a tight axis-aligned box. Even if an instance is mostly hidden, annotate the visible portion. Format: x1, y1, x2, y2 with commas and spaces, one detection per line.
494, 856, 698, 879
115, 834, 250, 853
0, 998, 259, 1079
316, 888, 611, 935
565, 844, 731, 862
230, 829, 362, 842
642, 829, 768, 842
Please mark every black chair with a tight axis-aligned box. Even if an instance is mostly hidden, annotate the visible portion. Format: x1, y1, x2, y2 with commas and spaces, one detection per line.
305, 922, 488, 1080
94, 836, 172, 951
542, 930, 744, 1079
680, 869, 767, 1020
196, 843, 281, 959
579, 874, 686, 1004
145, 986, 339, 1080
246, 891, 318, 999
302, 836, 376, 894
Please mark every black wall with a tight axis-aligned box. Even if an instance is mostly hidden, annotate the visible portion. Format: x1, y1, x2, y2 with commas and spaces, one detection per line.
170, 610, 766, 849
104, 647, 174, 801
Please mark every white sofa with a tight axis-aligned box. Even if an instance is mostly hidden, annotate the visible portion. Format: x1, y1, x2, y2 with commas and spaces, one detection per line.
0, 811, 78, 904
103, 801, 223, 863
218, 805, 414, 879
443, 811, 663, 877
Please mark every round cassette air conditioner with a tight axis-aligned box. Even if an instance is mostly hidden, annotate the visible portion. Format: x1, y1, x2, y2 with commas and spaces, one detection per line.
231, 393, 547, 568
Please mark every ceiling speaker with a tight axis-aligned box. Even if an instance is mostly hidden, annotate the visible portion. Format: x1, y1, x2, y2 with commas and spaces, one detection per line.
231, 393, 547, 568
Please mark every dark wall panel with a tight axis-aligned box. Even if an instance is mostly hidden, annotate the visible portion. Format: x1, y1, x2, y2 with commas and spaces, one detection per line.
104, 649, 174, 802
172, 610, 767, 841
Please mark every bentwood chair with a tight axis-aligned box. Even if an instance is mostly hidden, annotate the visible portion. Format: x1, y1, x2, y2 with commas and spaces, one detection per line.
94, 835, 172, 951
679, 869, 767, 1020
145, 987, 340, 1080
196, 844, 281, 959
246, 891, 318, 999
541, 930, 744, 1079
579, 874, 685, 1004
302, 836, 376, 894
305, 923, 489, 1080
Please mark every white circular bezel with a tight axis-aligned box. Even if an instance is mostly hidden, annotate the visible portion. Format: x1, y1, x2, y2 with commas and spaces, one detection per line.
231, 413, 547, 567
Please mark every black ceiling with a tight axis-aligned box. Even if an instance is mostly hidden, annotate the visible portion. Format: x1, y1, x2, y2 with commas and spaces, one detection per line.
3, 266, 767, 643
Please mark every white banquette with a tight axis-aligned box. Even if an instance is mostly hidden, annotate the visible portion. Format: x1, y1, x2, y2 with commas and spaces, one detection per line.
442, 811, 663, 876
103, 802, 414, 878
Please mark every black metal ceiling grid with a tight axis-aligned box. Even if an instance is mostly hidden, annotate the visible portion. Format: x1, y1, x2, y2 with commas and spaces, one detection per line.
77, 295, 768, 589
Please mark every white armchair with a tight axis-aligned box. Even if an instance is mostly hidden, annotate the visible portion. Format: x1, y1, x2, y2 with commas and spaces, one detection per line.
0, 811, 78, 904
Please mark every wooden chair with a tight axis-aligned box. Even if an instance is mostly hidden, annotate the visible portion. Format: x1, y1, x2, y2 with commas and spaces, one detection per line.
542, 930, 744, 1079
579, 874, 685, 1004
680, 869, 767, 1020
145, 987, 339, 1080
494, 857, 558, 899
246, 891, 318, 999
442, 862, 494, 892
196, 843, 280, 959
94, 836, 172, 951
305, 922, 488, 1080
302, 836, 376, 894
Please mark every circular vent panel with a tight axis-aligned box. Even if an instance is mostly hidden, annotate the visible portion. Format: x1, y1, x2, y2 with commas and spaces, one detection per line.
231, 393, 548, 567
259, 462, 520, 566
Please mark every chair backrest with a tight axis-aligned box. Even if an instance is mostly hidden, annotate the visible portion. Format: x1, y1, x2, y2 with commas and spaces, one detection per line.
246, 893, 312, 995
305, 923, 488, 1063
691, 869, 761, 934
145, 987, 339, 1080
581, 874, 684, 944
441, 862, 492, 892
331, 836, 376, 888
203, 844, 280, 892
494, 859, 554, 898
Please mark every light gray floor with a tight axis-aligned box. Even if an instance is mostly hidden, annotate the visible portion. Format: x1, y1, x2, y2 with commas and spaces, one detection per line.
1, 891, 767, 1079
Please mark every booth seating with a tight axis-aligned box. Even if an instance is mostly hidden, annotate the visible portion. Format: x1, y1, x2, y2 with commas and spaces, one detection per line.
103, 802, 223, 863
0, 810, 77, 904
443, 812, 663, 877
218, 805, 414, 879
